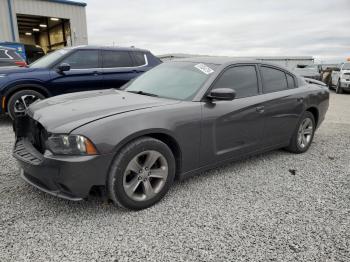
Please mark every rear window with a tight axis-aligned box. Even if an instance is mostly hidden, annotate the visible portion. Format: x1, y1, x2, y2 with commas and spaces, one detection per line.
0, 49, 23, 60
102, 51, 134, 68
8, 50, 23, 60
133, 52, 146, 66
0, 50, 9, 59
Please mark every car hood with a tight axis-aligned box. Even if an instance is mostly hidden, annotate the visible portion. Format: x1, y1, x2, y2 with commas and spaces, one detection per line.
28, 89, 180, 133
0, 66, 38, 75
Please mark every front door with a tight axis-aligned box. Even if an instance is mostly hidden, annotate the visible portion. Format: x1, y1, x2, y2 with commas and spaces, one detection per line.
49, 49, 103, 95
200, 64, 266, 165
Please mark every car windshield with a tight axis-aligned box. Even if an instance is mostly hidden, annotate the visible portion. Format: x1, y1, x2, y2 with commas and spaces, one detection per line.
29, 49, 70, 68
342, 63, 350, 70
125, 62, 217, 100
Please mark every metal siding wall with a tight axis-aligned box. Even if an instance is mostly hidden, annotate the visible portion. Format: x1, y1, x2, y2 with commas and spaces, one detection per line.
0, 0, 14, 41
11, 0, 87, 45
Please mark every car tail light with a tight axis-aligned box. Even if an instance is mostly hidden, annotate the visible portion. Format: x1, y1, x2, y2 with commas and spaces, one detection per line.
15, 61, 28, 67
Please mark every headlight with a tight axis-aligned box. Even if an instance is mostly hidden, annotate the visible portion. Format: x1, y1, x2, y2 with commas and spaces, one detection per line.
0, 74, 7, 78
46, 134, 98, 155
341, 74, 350, 79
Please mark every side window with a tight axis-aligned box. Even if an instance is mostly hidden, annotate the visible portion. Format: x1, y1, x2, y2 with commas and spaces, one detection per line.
133, 52, 146, 66
286, 73, 295, 89
102, 51, 133, 68
261, 66, 288, 93
61, 50, 99, 69
212, 65, 259, 98
0, 49, 12, 59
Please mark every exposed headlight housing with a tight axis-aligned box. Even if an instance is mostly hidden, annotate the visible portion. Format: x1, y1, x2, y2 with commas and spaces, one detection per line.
46, 134, 98, 155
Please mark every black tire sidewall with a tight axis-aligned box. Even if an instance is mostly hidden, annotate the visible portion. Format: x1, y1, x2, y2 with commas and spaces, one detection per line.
7, 89, 45, 120
108, 137, 176, 210
294, 112, 315, 153
336, 80, 343, 94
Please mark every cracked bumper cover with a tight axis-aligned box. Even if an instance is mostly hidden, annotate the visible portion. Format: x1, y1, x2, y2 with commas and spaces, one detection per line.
13, 139, 114, 200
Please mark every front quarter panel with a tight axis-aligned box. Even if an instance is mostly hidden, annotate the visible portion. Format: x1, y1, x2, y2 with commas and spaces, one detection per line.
72, 101, 202, 174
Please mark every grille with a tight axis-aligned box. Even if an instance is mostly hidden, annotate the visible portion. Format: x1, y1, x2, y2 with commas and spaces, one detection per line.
15, 116, 48, 154
13, 139, 43, 165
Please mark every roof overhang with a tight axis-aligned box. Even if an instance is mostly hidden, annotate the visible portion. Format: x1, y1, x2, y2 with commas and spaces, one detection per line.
44, 0, 86, 7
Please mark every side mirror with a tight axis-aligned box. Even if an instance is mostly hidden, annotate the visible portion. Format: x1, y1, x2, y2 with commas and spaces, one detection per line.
57, 63, 71, 72
207, 88, 236, 101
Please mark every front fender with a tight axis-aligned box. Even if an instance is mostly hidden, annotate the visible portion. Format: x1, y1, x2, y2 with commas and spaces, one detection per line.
72, 102, 202, 174
2, 80, 51, 97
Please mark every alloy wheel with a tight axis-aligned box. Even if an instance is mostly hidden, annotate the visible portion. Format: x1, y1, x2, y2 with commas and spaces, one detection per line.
13, 95, 41, 116
297, 117, 314, 149
123, 150, 168, 201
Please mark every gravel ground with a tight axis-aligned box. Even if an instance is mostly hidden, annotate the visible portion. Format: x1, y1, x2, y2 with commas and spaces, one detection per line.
0, 91, 349, 262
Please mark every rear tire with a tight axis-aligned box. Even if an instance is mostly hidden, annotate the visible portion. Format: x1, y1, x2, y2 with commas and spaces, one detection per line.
7, 89, 45, 120
108, 137, 176, 210
285, 111, 315, 154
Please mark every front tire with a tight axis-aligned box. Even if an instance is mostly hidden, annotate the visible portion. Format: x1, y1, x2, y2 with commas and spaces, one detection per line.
7, 89, 45, 120
286, 111, 315, 154
108, 137, 176, 210
335, 80, 343, 94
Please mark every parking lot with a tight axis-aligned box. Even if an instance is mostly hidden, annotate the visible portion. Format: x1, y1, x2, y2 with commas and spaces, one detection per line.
0, 91, 349, 261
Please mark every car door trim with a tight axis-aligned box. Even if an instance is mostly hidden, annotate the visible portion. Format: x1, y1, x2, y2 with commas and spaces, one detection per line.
69, 54, 149, 72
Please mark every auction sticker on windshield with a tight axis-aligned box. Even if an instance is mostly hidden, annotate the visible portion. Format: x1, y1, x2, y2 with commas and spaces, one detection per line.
194, 63, 214, 75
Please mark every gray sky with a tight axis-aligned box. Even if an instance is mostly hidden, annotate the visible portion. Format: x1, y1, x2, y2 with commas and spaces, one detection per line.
85, 0, 350, 62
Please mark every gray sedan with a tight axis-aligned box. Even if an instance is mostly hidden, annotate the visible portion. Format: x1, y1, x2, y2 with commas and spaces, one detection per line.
13, 57, 329, 210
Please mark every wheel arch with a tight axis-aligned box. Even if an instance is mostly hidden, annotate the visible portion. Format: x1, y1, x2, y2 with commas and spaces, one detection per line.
3, 83, 51, 112
306, 106, 319, 127
112, 129, 183, 178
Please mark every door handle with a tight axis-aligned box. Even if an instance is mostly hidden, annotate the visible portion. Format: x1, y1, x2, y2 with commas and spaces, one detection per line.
92, 71, 101, 76
256, 106, 265, 113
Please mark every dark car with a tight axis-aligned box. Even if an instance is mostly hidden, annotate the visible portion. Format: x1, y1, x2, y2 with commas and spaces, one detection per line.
0, 46, 27, 68
0, 42, 45, 65
24, 44, 45, 64
0, 45, 161, 119
13, 58, 329, 210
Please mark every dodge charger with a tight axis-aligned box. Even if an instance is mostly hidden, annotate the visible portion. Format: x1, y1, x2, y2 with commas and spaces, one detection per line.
13, 58, 329, 210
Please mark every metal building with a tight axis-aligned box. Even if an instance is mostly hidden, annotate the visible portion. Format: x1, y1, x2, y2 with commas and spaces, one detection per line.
0, 0, 88, 53
158, 53, 315, 70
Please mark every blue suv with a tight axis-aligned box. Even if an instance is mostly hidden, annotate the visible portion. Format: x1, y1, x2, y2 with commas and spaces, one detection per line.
0, 46, 161, 119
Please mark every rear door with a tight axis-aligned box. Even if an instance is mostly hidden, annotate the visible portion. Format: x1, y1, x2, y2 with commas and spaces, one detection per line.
101, 50, 141, 89
258, 65, 304, 147
200, 64, 266, 165
49, 49, 104, 94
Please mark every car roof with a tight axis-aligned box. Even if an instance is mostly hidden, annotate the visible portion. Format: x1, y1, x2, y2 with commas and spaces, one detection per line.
172, 56, 279, 66
67, 45, 150, 52
171, 56, 292, 71
0, 45, 16, 50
